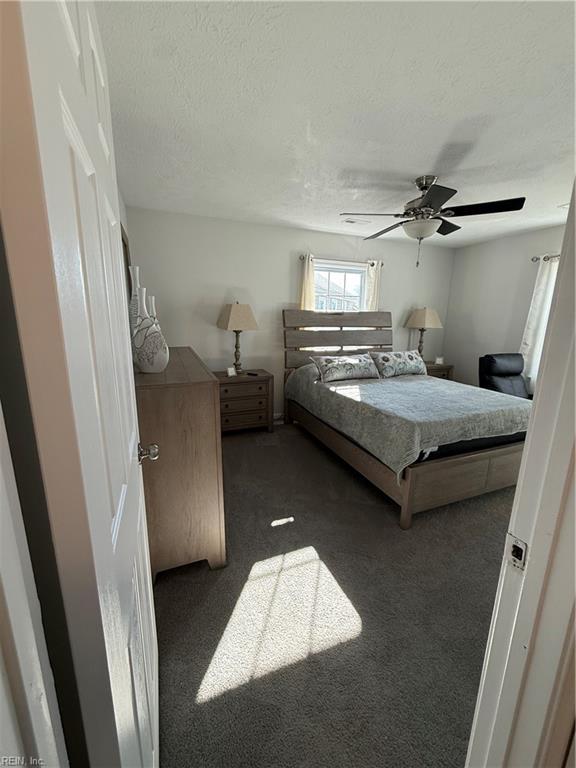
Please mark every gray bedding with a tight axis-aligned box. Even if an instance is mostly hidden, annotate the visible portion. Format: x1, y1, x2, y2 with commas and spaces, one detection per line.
285, 364, 532, 475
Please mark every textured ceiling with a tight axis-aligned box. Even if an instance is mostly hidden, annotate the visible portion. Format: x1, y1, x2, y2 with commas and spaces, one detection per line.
97, 1, 574, 247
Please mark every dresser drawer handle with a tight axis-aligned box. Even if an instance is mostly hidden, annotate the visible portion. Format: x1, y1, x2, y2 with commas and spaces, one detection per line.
258, 386, 263, 391
258, 415, 262, 420
258, 400, 263, 406
223, 388, 229, 394
224, 418, 229, 423
224, 403, 229, 408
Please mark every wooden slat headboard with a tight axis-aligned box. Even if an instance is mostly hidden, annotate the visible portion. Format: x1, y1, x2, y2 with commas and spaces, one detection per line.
283, 310, 393, 372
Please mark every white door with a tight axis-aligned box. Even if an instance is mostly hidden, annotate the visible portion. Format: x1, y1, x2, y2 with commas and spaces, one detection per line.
9, 2, 158, 765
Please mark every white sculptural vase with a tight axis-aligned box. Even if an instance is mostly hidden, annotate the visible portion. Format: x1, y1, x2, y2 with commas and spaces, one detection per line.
148, 294, 157, 324
147, 294, 168, 354
132, 286, 169, 373
128, 265, 140, 335
147, 293, 166, 339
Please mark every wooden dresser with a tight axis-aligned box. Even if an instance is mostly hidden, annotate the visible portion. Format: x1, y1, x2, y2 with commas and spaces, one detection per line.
135, 347, 226, 575
214, 370, 274, 432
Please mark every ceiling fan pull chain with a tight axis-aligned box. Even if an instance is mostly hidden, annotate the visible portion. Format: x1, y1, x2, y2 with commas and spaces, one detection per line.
416, 237, 423, 268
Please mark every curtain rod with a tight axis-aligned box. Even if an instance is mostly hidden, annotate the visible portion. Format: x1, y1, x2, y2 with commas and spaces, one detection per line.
531, 253, 560, 263
299, 254, 380, 268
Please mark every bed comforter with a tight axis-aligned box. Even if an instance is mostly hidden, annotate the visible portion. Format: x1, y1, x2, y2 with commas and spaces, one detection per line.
285, 364, 532, 475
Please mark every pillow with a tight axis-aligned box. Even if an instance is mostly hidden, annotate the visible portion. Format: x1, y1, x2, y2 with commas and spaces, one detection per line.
370, 350, 427, 378
310, 353, 380, 383
286, 362, 320, 385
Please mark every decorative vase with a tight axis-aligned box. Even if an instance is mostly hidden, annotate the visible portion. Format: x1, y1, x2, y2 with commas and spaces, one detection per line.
147, 294, 168, 348
128, 265, 141, 335
132, 286, 169, 373
148, 295, 157, 324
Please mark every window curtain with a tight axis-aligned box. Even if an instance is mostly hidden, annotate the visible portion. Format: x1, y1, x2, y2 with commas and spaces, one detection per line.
365, 261, 382, 311
299, 254, 315, 310
519, 257, 559, 393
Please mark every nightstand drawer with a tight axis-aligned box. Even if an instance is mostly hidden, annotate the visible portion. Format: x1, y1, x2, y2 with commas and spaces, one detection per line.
220, 381, 267, 399
221, 412, 267, 430
425, 363, 454, 380
220, 397, 267, 414
214, 369, 274, 433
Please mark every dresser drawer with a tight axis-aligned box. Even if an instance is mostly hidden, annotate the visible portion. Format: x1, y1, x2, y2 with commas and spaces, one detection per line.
220, 381, 267, 399
221, 411, 267, 430
221, 397, 267, 414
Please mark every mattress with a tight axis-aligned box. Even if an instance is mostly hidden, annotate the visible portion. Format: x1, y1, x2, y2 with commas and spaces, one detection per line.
285, 364, 531, 475
415, 430, 526, 462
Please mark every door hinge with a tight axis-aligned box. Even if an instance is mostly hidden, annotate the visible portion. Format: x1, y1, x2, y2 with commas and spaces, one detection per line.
506, 532, 528, 570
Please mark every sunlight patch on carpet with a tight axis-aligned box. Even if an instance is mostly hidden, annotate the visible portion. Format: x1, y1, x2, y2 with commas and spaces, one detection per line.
270, 516, 294, 527
196, 547, 362, 702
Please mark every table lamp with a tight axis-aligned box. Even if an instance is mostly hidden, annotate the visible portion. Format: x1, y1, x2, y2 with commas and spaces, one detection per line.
405, 307, 443, 358
217, 301, 259, 373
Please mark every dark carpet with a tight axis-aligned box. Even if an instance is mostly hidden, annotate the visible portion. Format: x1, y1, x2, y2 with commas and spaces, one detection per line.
155, 425, 513, 768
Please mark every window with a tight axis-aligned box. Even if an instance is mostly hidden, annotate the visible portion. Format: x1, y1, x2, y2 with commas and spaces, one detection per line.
313, 261, 367, 312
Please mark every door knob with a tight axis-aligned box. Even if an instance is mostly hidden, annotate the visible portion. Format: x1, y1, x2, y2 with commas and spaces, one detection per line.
138, 443, 159, 464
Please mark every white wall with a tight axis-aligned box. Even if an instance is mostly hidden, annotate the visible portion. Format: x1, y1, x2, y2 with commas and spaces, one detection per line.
443, 226, 565, 385
127, 207, 455, 412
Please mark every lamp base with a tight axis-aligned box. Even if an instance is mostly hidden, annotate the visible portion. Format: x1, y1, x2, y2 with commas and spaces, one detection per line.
417, 328, 426, 357
233, 330, 242, 373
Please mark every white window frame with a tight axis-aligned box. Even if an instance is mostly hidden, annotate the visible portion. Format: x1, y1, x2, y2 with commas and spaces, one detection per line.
313, 259, 368, 312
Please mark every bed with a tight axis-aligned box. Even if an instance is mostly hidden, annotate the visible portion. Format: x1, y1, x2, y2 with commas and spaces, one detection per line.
283, 309, 531, 529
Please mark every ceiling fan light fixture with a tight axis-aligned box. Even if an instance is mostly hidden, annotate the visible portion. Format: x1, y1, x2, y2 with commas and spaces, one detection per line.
402, 218, 441, 240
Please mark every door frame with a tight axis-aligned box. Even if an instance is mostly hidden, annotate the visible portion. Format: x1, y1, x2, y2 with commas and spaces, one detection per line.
0, 398, 68, 768
466, 190, 575, 766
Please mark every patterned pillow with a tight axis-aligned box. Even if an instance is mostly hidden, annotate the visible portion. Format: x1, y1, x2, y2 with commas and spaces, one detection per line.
370, 350, 427, 378
310, 354, 380, 383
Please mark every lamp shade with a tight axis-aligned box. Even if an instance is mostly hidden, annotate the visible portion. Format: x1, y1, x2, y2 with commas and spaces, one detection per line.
217, 302, 259, 331
405, 307, 443, 330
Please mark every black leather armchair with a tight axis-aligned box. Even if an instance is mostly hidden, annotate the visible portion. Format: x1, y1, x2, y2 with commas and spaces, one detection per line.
479, 353, 531, 398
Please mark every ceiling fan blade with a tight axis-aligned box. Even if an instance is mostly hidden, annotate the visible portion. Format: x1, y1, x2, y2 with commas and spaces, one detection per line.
364, 221, 408, 240
436, 218, 461, 236
442, 197, 526, 217
419, 184, 457, 211
340, 212, 404, 217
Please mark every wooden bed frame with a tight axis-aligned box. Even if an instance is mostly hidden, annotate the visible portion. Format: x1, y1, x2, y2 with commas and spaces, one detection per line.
283, 309, 524, 529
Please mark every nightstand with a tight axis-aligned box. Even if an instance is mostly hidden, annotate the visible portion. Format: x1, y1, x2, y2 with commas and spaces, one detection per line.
425, 362, 454, 380
214, 369, 274, 432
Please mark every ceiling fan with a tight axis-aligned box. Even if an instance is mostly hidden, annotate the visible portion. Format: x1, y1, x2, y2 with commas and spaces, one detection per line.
341, 175, 526, 241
